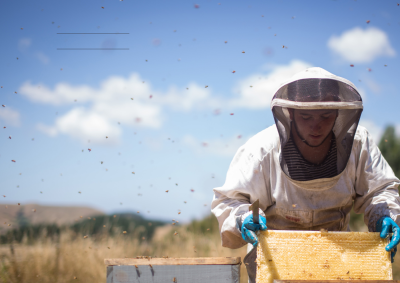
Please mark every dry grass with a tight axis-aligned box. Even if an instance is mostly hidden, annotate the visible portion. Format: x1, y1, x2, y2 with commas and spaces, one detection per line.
0, 225, 248, 283
2, 216, 400, 283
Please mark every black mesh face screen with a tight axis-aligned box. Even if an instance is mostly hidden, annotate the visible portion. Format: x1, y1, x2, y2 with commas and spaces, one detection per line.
276, 79, 362, 103
287, 79, 340, 102
271, 75, 363, 182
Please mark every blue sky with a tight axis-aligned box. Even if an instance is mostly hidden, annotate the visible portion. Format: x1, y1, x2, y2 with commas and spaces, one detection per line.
1, 0, 399, 222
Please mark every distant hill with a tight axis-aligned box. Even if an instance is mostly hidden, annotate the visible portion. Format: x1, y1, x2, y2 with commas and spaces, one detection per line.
0, 203, 104, 233
0, 211, 167, 244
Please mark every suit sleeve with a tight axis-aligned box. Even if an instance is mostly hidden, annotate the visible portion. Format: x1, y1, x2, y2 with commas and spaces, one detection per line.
353, 128, 400, 232
211, 145, 273, 249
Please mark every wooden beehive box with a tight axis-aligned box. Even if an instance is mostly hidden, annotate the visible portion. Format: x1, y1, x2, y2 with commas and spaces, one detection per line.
257, 231, 392, 283
105, 257, 241, 283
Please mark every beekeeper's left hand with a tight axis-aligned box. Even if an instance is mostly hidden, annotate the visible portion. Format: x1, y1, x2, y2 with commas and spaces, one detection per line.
376, 216, 400, 263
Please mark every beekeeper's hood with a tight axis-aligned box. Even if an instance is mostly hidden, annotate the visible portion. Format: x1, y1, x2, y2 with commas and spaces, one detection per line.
271, 67, 363, 183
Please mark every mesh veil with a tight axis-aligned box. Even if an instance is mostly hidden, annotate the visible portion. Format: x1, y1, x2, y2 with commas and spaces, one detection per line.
271, 68, 363, 180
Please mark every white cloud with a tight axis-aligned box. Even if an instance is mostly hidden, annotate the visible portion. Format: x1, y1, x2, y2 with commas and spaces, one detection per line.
37, 108, 122, 145
328, 27, 396, 63
158, 83, 221, 111
363, 78, 381, 94
359, 119, 384, 144
22, 74, 164, 144
18, 38, 32, 52
182, 134, 249, 157
0, 107, 21, 127
35, 51, 50, 65
228, 60, 312, 109
19, 60, 313, 145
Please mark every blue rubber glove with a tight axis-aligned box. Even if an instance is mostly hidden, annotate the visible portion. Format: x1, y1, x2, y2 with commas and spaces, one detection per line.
376, 216, 400, 263
241, 214, 267, 247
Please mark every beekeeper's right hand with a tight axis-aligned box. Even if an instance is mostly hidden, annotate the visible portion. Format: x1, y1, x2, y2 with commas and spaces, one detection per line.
241, 214, 267, 247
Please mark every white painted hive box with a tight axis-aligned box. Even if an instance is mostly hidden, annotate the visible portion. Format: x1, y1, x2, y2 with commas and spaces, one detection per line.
256, 230, 392, 283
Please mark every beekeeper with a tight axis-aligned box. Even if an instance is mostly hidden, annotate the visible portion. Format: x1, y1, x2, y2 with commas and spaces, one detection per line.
211, 67, 400, 283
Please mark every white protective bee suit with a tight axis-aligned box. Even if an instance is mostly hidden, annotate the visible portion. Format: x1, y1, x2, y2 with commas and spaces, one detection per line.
211, 67, 400, 282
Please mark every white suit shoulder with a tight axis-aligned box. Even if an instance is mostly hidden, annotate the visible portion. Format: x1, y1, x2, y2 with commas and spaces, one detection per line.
354, 125, 376, 144
232, 125, 280, 165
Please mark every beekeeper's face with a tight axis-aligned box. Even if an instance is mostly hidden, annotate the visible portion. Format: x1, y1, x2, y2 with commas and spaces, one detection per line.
290, 109, 338, 147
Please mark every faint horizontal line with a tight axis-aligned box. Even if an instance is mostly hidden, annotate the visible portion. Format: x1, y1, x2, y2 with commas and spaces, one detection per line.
57, 48, 129, 50
57, 33, 129, 34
